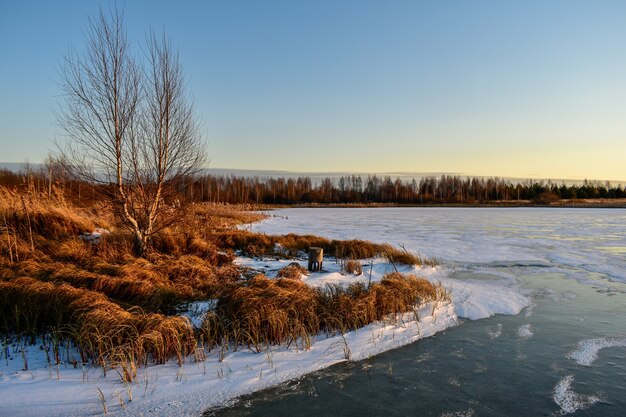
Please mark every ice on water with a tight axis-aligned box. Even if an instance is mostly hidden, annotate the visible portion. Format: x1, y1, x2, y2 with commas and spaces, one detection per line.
567, 337, 626, 366
553, 375, 600, 414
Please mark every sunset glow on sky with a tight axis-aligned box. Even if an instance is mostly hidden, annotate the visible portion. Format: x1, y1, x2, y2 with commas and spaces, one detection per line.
1, 1, 626, 181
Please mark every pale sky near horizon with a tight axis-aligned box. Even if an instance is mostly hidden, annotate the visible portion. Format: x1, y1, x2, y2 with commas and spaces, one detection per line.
1, 1, 626, 181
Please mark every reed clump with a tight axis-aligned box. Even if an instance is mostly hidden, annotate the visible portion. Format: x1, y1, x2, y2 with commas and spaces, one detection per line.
214, 275, 320, 351
0, 277, 195, 374
318, 273, 444, 331
276, 262, 308, 279
343, 259, 362, 275
207, 272, 447, 350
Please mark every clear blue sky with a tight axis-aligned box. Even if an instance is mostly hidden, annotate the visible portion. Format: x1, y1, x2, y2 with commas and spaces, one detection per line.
2, 0, 626, 181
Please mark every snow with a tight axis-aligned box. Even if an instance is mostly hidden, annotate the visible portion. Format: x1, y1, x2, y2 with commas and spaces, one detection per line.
566, 337, 626, 366
180, 300, 217, 329
79, 228, 110, 243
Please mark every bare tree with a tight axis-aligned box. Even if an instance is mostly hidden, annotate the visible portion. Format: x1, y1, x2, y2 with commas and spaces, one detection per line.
56, 7, 207, 254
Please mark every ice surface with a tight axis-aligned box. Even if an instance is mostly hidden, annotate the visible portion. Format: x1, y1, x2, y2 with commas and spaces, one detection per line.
566, 337, 626, 366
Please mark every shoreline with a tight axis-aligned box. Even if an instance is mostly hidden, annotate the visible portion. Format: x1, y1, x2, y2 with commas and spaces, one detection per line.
266, 199, 626, 209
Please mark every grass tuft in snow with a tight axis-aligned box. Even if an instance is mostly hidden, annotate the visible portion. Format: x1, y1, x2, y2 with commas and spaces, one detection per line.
204, 272, 449, 352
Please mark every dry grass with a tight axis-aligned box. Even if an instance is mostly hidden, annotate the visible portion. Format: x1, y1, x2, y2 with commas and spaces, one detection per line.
343, 259, 362, 275
0, 186, 245, 312
0, 187, 106, 263
276, 262, 308, 279
206, 272, 448, 351
0, 186, 248, 375
211, 230, 436, 266
194, 203, 267, 231
0, 277, 195, 375
318, 272, 446, 331
210, 230, 275, 257
211, 275, 319, 351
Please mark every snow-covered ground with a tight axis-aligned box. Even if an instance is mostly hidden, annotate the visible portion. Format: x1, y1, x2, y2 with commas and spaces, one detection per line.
0, 253, 528, 416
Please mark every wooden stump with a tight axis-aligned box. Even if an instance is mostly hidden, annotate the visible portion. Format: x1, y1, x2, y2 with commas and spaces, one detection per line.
308, 247, 323, 272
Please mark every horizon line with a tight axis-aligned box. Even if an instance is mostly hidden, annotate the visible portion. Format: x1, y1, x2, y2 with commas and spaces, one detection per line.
2, 162, 624, 185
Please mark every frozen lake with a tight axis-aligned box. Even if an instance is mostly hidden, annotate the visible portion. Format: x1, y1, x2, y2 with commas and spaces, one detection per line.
213, 207, 626, 416
252, 207, 626, 283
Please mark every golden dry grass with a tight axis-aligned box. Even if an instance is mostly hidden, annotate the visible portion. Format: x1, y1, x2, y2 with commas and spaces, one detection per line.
0, 186, 245, 375
207, 272, 447, 350
0, 187, 106, 240
343, 259, 362, 275
212, 275, 320, 351
318, 272, 444, 331
276, 262, 308, 279
0, 187, 245, 311
0, 277, 195, 375
210, 230, 436, 266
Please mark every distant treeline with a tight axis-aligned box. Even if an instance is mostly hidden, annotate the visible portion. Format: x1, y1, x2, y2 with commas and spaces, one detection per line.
188, 174, 625, 204
2, 167, 625, 206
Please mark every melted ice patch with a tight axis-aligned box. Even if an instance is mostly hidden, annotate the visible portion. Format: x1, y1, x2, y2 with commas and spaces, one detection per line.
517, 324, 533, 339
567, 337, 626, 366
553, 375, 599, 414
487, 323, 502, 339
440, 409, 474, 417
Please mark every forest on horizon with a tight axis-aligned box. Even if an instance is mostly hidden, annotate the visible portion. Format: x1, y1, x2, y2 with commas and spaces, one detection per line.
2, 167, 625, 206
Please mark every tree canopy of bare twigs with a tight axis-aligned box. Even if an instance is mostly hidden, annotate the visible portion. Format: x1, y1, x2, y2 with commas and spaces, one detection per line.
56, 6, 207, 255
